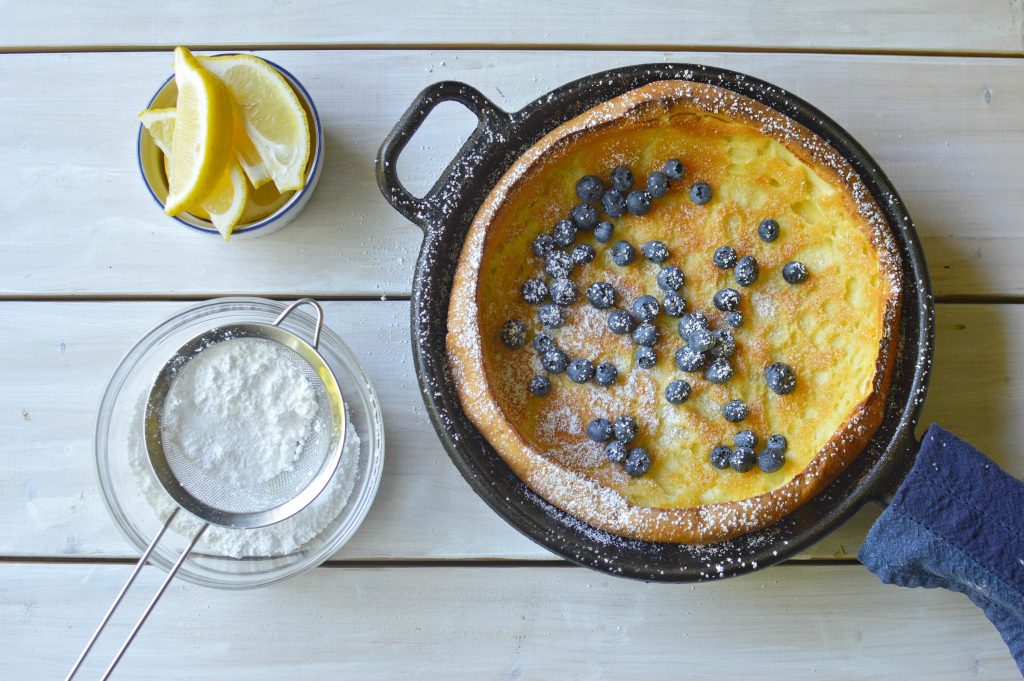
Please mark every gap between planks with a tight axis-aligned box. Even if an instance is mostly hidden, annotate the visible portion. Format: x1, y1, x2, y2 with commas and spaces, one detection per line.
1, 43, 1023, 59
0, 294, 1018, 304
0, 555, 856, 568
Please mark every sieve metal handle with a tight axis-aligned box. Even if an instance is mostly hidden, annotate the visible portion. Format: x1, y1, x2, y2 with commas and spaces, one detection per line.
65, 509, 208, 681
272, 298, 324, 349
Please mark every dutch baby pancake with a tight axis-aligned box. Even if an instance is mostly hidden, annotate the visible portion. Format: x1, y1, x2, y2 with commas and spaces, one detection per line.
447, 80, 901, 544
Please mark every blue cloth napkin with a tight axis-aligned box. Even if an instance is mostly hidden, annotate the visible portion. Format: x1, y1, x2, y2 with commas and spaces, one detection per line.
859, 425, 1024, 674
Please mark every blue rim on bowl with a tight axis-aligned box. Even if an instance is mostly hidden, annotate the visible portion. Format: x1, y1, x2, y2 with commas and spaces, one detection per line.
136, 55, 324, 238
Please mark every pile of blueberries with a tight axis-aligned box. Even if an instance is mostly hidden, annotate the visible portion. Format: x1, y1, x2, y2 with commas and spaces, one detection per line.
500, 158, 811, 477
711, 431, 788, 474
585, 415, 651, 477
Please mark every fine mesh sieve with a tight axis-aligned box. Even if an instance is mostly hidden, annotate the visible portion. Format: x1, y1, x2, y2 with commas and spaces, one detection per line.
145, 324, 344, 527
68, 299, 344, 681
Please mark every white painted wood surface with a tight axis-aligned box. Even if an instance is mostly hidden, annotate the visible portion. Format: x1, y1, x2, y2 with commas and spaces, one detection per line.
4, 564, 1018, 680
0, 50, 1023, 298
2, 3, 1022, 676
1, 301, 1020, 562
5, 563, 1018, 680
3, 1, 1022, 54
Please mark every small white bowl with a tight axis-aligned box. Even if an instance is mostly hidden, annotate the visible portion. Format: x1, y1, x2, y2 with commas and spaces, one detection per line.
137, 55, 324, 239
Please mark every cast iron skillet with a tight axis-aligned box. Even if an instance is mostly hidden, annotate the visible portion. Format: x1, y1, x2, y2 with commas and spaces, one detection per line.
376, 64, 934, 581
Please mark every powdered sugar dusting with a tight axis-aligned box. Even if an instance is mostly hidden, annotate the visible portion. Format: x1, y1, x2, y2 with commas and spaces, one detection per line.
443, 76, 910, 571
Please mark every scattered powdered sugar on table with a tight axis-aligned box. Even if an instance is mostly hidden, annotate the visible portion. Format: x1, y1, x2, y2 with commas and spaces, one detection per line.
163, 338, 318, 488
128, 396, 361, 560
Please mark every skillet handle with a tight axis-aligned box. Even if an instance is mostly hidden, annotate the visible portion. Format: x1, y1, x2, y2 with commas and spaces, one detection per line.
376, 80, 509, 230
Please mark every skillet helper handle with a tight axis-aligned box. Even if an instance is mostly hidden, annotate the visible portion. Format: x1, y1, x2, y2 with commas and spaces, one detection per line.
858, 425, 1024, 672
376, 80, 508, 228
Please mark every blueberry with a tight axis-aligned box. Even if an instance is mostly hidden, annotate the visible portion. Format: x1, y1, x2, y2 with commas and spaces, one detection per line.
688, 327, 715, 353
631, 295, 660, 322
632, 322, 659, 347
545, 250, 573, 279
705, 357, 733, 384
587, 417, 612, 442
533, 333, 554, 353
709, 329, 736, 359
571, 243, 595, 266
521, 278, 548, 305
783, 261, 809, 284
532, 234, 555, 258
665, 380, 692, 405
541, 348, 568, 373
567, 358, 594, 384
713, 288, 740, 312
610, 166, 634, 193
646, 171, 669, 198
641, 240, 669, 264
734, 430, 758, 449
552, 219, 577, 248
690, 181, 712, 205
765, 362, 797, 395
576, 175, 604, 203
530, 375, 551, 397
607, 309, 636, 334
594, 220, 614, 243
538, 304, 565, 329
635, 345, 657, 369
713, 245, 738, 269
571, 203, 599, 230
767, 434, 788, 452
626, 190, 653, 216
656, 265, 685, 291
758, 218, 780, 242
722, 399, 748, 422
602, 190, 627, 218
605, 440, 628, 464
675, 345, 708, 372
594, 362, 618, 386
678, 311, 709, 339
549, 278, 577, 306
500, 319, 527, 349
624, 448, 652, 477
758, 449, 785, 473
735, 255, 759, 287
586, 281, 616, 310
613, 416, 638, 443
663, 291, 686, 317
730, 447, 756, 472
710, 446, 732, 470
663, 158, 685, 180
610, 240, 635, 266
725, 311, 744, 328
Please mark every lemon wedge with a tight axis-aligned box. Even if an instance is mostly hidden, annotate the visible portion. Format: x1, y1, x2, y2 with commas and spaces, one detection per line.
199, 54, 310, 192
137, 108, 176, 156
139, 106, 249, 239
230, 102, 273, 190
165, 47, 233, 216
201, 163, 249, 240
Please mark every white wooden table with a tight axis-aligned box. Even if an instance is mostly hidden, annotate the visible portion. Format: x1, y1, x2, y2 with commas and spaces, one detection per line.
2, 3, 1022, 678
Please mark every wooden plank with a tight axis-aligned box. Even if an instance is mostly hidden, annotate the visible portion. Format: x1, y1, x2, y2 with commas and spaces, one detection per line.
0, 301, 541, 560
0, 50, 1022, 298
1, 301, 1020, 562
1, 1, 1021, 54
3, 563, 1016, 679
